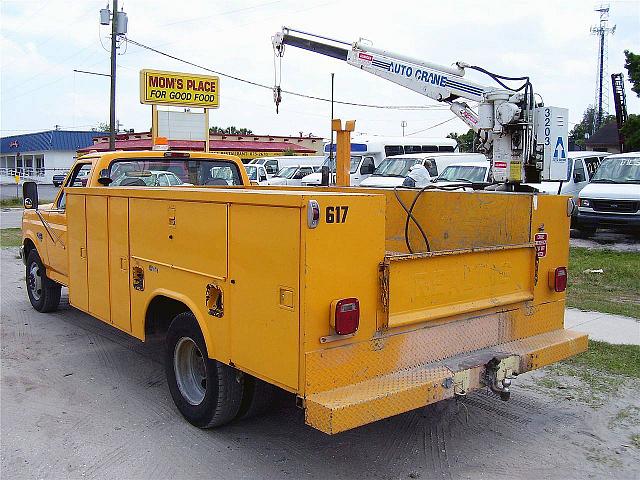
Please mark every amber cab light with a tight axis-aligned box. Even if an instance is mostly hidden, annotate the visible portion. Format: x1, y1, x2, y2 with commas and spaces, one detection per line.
334, 298, 359, 335
553, 267, 568, 292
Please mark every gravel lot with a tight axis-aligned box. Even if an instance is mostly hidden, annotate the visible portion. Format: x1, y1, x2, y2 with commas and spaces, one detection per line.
1, 247, 639, 479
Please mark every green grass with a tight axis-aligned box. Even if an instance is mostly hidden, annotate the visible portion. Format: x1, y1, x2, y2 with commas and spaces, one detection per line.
568, 247, 640, 319
534, 341, 640, 407
564, 340, 640, 378
0, 197, 24, 208
0, 228, 22, 247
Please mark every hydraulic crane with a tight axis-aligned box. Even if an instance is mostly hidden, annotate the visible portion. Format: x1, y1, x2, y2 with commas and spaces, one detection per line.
272, 27, 569, 185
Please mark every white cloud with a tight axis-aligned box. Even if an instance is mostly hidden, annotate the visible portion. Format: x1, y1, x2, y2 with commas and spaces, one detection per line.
1, 0, 639, 138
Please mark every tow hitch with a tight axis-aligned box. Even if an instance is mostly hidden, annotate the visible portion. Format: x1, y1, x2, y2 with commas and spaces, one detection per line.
483, 357, 516, 401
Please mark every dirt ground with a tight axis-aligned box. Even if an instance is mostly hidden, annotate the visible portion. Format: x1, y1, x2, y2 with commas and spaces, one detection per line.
1, 247, 639, 480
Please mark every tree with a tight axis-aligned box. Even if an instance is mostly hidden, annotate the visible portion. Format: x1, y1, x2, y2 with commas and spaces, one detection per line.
209, 126, 253, 135
624, 50, 640, 97
447, 129, 475, 152
568, 107, 616, 149
621, 114, 640, 151
92, 122, 110, 132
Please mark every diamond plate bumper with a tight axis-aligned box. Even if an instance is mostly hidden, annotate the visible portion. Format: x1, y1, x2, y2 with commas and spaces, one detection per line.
304, 329, 587, 434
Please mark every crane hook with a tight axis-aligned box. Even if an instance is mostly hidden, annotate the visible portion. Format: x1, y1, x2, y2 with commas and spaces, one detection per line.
273, 86, 282, 114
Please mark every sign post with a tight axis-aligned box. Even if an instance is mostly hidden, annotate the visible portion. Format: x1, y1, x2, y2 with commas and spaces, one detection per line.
140, 69, 219, 149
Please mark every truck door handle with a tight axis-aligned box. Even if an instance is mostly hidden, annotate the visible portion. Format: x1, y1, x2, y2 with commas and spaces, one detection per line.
80, 247, 86, 259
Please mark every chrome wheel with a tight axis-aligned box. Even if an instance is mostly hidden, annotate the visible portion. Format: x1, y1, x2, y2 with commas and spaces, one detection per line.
28, 262, 43, 301
173, 337, 207, 405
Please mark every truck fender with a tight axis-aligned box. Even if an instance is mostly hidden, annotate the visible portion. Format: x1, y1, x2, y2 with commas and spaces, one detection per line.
143, 288, 216, 359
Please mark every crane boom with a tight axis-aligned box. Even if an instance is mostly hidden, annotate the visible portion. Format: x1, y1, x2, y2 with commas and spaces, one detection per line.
272, 27, 569, 185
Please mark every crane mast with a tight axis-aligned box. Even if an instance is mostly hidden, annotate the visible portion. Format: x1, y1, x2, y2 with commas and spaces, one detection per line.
272, 27, 569, 185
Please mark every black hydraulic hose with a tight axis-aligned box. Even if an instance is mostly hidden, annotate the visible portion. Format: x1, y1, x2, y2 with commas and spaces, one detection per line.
393, 183, 476, 253
393, 187, 430, 254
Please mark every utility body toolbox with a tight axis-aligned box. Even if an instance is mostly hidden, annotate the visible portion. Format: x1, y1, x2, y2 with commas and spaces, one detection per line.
22, 151, 587, 434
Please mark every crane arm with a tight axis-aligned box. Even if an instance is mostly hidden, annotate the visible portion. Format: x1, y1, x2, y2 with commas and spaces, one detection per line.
272, 27, 569, 184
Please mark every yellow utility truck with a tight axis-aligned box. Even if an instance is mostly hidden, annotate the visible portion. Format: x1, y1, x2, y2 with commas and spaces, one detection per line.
21, 149, 586, 434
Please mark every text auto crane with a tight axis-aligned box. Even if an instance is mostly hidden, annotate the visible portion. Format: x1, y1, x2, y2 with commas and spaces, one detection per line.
272, 27, 569, 185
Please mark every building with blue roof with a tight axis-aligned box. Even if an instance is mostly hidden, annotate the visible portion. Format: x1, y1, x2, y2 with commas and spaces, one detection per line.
0, 130, 106, 184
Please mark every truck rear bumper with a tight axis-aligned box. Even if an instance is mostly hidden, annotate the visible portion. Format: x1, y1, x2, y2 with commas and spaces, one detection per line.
305, 329, 587, 434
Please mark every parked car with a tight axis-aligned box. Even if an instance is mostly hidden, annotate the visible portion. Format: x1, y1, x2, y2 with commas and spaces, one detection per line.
244, 164, 269, 185
111, 170, 188, 187
52, 172, 68, 187
251, 156, 324, 176
574, 152, 640, 237
300, 135, 458, 186
526, 151, 610, 201
360, 152, 486, 188
267, 165, 320, 186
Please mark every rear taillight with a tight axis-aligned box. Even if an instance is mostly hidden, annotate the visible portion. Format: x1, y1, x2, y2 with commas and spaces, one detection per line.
333, 298, 359, 335
550, 266, 568, 292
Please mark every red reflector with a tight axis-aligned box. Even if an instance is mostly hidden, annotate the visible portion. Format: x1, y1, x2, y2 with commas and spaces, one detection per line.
554, 267, 568, 292
334, 298, 359, 335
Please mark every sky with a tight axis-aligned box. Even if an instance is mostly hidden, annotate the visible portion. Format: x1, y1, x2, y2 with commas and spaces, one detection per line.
1, 0, 639, 141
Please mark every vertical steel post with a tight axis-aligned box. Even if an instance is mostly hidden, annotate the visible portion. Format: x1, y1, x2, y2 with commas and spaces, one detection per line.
109, 0, 118, 150
333, 119, 355, 187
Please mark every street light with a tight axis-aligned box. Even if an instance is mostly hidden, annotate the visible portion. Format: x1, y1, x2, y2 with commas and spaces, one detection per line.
99, 2, 128, 150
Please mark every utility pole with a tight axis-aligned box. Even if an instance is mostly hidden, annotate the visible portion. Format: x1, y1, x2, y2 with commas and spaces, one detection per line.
100, 2, 127, 150
109, 0, 118, 150
401, 120, 407, 136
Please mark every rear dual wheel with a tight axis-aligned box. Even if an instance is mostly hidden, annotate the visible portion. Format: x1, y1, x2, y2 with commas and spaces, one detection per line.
165, 312, 276, 428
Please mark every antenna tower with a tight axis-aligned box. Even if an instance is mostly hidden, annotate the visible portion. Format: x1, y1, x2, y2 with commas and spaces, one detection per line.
590, 5, 616, 133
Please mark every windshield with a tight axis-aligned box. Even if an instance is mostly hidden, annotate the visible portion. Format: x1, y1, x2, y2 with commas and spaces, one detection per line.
591, 157, 640, 184
437, 165, 487, 183
108, 158, 243, 186
245, 165, 257, 181
275, 166, 298, 179
321, 155, 362, 174
372, 157, 421, 177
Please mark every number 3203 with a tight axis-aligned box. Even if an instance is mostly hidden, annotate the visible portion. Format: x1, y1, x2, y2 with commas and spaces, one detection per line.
326, 206, 348, 223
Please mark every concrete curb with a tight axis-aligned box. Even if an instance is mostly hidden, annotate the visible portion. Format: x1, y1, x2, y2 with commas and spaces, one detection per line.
565, 307, 639, 345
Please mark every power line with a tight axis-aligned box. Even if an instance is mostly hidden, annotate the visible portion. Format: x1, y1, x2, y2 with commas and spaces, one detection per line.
126, 37, 445, 111
405, 116, 458, 136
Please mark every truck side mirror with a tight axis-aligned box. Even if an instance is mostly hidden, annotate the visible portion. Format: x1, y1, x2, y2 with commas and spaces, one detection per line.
360, 164, 375, 175
321, 165, 329, 186
23, 181, 38, 210
97, 169, 113, 186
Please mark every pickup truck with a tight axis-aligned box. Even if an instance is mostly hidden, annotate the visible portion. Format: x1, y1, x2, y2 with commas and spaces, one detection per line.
21, 149, 587, 434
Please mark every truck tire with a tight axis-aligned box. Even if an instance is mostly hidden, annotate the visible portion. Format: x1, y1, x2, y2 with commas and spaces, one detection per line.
236, 374, 276, 420
165, 312, 243, 428
26, 249, 61, 313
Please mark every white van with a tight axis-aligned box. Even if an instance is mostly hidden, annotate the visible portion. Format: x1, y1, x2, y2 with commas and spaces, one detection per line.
251, 156, 324, 177
527, 151, 610, 200
360, 152, 486, 188
574, 152, 640, 236
300, 135, 457, 186
243, 164, 269, 185
267, 165, 321, 186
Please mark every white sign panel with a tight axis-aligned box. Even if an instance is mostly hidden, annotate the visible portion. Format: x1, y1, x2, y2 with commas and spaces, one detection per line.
157, 110, 207, 141
536, 106, 569, 181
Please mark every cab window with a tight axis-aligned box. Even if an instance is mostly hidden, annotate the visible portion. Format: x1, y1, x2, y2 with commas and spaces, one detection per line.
264, 160, 279, 175
573, 159, 586, 182
108, 157, 242, 187
57, 163, 92, 210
